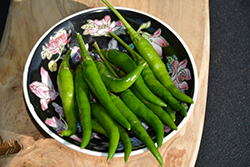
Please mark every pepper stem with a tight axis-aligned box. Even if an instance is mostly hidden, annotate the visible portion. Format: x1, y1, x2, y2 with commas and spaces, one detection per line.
102, 0, 141, 43
76, 33, 92, 62
92, 42, 119, 78
109, 31, 146, 65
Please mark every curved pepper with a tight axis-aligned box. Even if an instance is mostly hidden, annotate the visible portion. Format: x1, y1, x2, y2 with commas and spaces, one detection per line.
76, 33, 131, 130
109, 31, 188, 116
91, 118, 109, 138
119, 89, 164, 148
74, 64, 92, 148
91, 102, 120, 162
95, 60, 146, 93
101, 49, 167, 107
118, 126, 132, 162
103, 0, 194, 104
141, 65, 187, 116
57, 49, 77, 137
131, 86, 177, 130
164, 105, 176, 122
110, 93, 164, 166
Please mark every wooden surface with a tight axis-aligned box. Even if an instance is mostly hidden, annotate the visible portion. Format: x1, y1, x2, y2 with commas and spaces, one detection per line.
0, 0, 210, 166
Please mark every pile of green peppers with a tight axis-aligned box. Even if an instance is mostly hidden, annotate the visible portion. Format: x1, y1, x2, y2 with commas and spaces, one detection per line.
57, 1, 194, 166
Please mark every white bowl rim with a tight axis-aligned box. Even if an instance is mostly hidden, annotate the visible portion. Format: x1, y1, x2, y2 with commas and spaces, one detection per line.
23, 6, 199, 158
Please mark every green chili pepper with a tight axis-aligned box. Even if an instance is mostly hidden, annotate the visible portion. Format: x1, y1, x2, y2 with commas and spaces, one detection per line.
74, 64, 92, 148
109, 31, 187, 117
57, 49, 77, 137
103, 59, 165, 148
140, 64, 187, 117
91, 102, 120, 162
101, 49, 167, 107
163, 105, 176, 122
131, 86, 177, 130
119, 89, 164, 148
76, 33, 131, 130
102, 0, 194, 104
110, 93, 164, 167
91, 118, 109, 138
118, 126, 132, 162
95, 59, 146, 93
93, 41, 119, 78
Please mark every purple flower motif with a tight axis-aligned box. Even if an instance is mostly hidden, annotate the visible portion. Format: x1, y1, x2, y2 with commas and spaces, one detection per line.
164, 125, 171, 133
81, 15, 126, 36
70, 46, 81, 64
52, 102, 64, 117
29, 67, 58, 111
70, 44, 89, 64
171, 59, 191, 92
141, 122, 149, 130
91, 132, 101, 139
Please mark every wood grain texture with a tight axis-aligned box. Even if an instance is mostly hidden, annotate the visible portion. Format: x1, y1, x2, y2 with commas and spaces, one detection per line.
0, 0, 210, 166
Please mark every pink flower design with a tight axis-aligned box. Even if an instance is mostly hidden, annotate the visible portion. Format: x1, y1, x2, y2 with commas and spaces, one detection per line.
137, 21, 168, 58
70, 135, 82, 142
146, 29, 168, 58
29, 67, 58, 110
45, 116, 82, 142
41, 29, 71, 72
81, 15, 126, 36
171, 59, 191, 92
41, 29, 71, 60
45, 116, 66, 135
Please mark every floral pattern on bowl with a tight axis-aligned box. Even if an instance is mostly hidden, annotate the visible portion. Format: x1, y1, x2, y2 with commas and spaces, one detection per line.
23, 7, 198, 157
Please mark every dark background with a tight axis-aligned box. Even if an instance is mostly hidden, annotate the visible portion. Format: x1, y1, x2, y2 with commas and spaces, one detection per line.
0, 0, 249, 166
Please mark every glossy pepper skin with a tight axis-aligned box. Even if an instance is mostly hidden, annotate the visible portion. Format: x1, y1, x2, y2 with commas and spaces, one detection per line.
135, 38, 194, 104
74, 64, 92, 148
91, 118, 109, 138
101, 49, 167, 107
118, 126, 132, 162
131, 86, 177, 130
95, 60, 146, 93
76, 33, 131, 130
119, 89, 164, 148
102, 0, 193, 104
91, 102, 120, 162
141, 64, 187, 117
57, 49, 77, 137
109, 31, 188, 116
110, 93, 164, 167
164, 105, 176, 122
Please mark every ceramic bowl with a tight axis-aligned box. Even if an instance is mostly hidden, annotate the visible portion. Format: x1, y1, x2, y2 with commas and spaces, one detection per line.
23, 7, 198, 158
